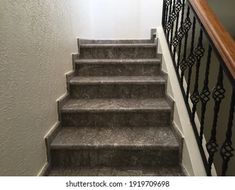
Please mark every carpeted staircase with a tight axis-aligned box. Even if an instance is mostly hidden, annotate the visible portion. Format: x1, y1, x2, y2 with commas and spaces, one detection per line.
45, 38, 185, 176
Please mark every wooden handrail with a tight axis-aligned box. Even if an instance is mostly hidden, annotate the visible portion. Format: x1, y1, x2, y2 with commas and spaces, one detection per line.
189, 0, 235, 79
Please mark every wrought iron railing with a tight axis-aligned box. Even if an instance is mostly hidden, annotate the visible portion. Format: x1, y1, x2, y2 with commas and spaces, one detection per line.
162, 0, 235, 176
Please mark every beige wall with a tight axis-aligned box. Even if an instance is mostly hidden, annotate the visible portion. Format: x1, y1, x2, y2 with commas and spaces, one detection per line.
0, 0, 76, 175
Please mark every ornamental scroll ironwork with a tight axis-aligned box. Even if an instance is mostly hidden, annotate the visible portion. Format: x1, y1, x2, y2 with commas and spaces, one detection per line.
165, 1, 183, 31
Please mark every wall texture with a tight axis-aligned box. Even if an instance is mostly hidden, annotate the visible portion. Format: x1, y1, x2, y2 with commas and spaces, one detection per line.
0, 0, 76, 175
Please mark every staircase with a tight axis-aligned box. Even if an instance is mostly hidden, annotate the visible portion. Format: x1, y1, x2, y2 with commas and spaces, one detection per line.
46, 38, 185, 176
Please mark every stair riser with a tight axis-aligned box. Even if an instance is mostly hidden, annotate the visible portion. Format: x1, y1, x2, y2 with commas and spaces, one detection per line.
75, 64, 161, 76
79, 39, 154, 44
70, 84, 165, 99
79, 47, 157, 59
51, 148, 180, 168
61, 111, 171, 128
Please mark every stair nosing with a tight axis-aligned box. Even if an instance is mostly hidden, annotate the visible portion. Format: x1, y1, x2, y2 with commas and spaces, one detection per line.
61, 98, 172, 113
50, 126, 179, 150
69, 76, 166, 85
47, 165, 185, 176
61, 107, 171, 113
75, 58, 161, 65
80, 44, 157, 48
51, 144, 179, 150
79, 39, 154, 44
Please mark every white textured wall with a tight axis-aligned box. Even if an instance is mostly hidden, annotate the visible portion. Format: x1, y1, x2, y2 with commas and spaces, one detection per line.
0, 0, 76, 175
71, 0, 163, 39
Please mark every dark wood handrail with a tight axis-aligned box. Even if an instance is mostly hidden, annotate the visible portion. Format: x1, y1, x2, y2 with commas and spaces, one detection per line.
189, 0, 235, 79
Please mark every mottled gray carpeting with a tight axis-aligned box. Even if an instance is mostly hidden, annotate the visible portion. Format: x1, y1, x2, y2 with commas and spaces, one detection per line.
46, 39, 185, 176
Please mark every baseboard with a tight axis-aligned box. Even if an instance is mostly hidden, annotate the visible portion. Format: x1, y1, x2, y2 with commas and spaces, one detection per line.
37, 162, 49, 176
42, 82, 72, 176
57, 93, 70, 122
173, 122, 185, 139
181, 164, 190, 176
44, 121, 61, 172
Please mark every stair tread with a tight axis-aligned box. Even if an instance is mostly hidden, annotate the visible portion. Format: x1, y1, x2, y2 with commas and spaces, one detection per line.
51, 126, 179, 149
47, 166, 185, 176
80, 43, 157, 48
61, 98, 171, 112
70, 76, 165, 84
75, 58, 161, 64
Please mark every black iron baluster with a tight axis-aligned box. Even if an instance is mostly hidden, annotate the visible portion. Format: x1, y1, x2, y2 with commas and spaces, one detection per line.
164, 0, 171, 34
163, 0, 235, 175
220, 89, 235, 176
206, 65, 226, 176
170, 0, 176, 51
172, 0, 183, 61
190, 29, 205, 120
165, 0, 183, 53
164, 0, 168, 33
162, 0, 166, 29
186, 16, 196, 100
166, 0, 173, 41
176, 0, 185, 71
199, 45, 212, 144
179, 6, 191, 85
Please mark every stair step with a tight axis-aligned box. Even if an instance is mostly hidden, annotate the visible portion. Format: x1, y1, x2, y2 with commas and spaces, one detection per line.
46, 36, 184, 176
70, 76, 165, 84
80, 43, 157, 48
75, 58, 161, 64
69, 76, 166, 99
62, 98, 171, 112
79, 39, 154, 44
79, 43, 157, 59
75, 58, 161, 76
51, 126, 178, 148
60, 99, 172, 128
50, 126, 180, 168
47, 166, 185, 176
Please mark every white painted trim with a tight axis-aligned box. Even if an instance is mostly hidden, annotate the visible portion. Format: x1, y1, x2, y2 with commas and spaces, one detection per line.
56, 93, 68, 103
39, 121, 60, 176
173, 122, 185, 139
44, 121, 60, 139
37, 162, 49, 176
157, 26, 207, 176
39, 53, 75, 176
40, 79, 71, 176
182, 165, 190, 176
64, 70, 74, 76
